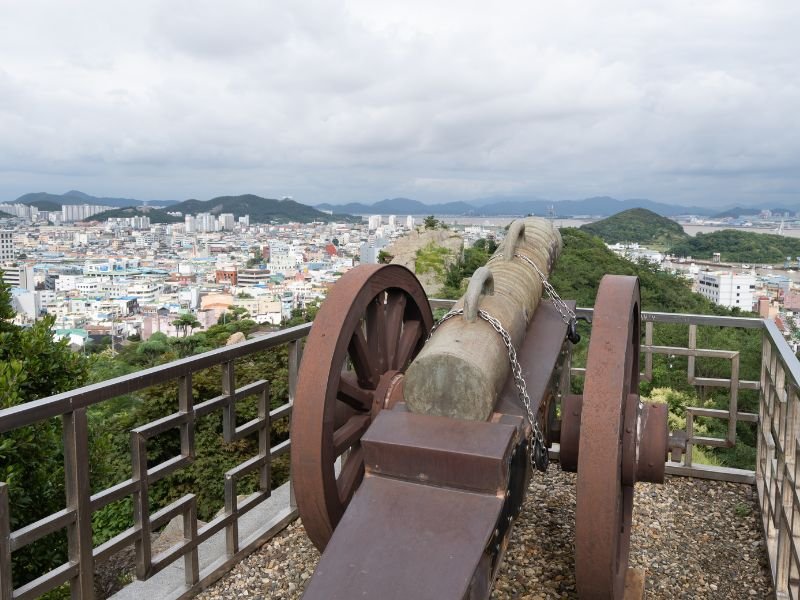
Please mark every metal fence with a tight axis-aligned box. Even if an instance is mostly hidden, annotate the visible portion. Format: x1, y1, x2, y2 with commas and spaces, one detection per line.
0, 323, 310, 600
1, 304, 799, 598
574, 308, 764, 484
758, 319, 800, 600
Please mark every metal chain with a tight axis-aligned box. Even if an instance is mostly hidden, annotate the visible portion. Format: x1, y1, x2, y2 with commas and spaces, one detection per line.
486, 252, 580, 343
512, 253, 575, 325
487, 253, 575, 326
428, 308, 549, 472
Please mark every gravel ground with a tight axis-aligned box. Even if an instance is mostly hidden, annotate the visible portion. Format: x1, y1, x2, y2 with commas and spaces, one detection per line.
197, 468, 772, 599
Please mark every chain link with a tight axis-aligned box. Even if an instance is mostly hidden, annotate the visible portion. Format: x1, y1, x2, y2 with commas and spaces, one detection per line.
487, 252, 580, 344
512, 253, 575, 325
487, 253, 575, 326
428, 308, 549, 472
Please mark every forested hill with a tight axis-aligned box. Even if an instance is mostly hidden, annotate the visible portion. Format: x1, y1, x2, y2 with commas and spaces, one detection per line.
551, 228, 736, 315
170, 194, 355, 223
668, 229, 800, 264
579, 208, 688, 246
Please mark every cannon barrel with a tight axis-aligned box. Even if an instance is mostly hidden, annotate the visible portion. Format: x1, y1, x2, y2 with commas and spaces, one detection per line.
404, 217, 562, 421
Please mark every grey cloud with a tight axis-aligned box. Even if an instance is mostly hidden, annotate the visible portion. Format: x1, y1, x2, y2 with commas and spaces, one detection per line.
0, 0, 798, 205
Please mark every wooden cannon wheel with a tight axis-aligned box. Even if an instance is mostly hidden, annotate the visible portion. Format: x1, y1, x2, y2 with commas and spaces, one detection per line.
291, 264, 433, 551
575, 275, 641, 599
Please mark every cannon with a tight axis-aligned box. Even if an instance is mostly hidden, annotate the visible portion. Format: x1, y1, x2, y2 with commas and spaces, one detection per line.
290, 218, 671, 599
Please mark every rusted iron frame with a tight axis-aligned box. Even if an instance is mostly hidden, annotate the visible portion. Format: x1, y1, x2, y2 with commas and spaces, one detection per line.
0, 325, 308, 599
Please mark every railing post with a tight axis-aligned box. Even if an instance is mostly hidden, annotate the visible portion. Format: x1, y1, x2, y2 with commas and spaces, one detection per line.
179, 374, 195, 460
684, 410, 694, 468
183, 498, 199, 587
687, 323, 697, 384
644, 321, 653, 381
222, 361, 236, 442
259, 383, 271, 492
728, 353, 740, 445
132, 432, 151, 579
288, 340, 302, 405
224, 475, 239, 556
0, 483, 12, 600
63, 408, 95, 599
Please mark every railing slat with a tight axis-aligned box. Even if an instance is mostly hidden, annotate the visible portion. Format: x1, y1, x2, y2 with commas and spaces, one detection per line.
9, 508, 75, 552
13, 562, 78, 600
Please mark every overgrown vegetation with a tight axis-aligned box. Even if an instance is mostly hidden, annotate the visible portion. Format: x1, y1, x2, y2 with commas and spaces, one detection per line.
669, 228, 800, 263
414, 242, 455, 279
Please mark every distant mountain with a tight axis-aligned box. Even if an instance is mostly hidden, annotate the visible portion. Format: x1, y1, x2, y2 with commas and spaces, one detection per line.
316, 196, 720, 217
580, 208, 689, 246
16, 190, 178, 209
316, 198, 476, 215
172, 194, 352, 223
84, 206, 182, 224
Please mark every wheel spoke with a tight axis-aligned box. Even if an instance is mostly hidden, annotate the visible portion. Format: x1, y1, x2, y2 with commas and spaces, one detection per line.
333, 414, 371, 456
366, 295, 387, 374
385, 292, 407, 369
395, 319, 422, 369
348, 326, 377, 387
337, 372, 373, 412
334, 401, 358, 429
337, 446, 365, 505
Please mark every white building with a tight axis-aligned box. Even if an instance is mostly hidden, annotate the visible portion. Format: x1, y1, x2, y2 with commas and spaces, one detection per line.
61, 204, 112, 222
368, 215, 382, 230
219, 213, 235, 230
406, 215, 414, 229
0, 263, 34, 290
268, 242, 299, 273
696, 271, 756, 310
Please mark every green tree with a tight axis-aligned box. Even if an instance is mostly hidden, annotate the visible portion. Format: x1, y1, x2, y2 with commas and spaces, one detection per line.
0, 275, 88, 587
423, 215, 440, 230
172, 313, 201, 337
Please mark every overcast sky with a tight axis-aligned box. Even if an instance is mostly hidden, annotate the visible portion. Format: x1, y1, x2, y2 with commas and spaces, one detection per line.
0, 0, 798, 206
